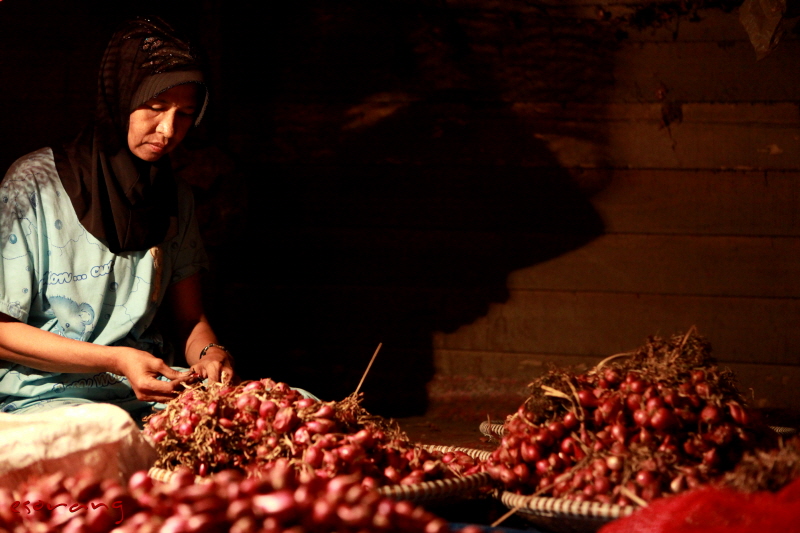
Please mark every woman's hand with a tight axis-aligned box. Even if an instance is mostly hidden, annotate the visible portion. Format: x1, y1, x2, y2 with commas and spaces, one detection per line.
190, 347, 235, 384
116, 348, 194, 402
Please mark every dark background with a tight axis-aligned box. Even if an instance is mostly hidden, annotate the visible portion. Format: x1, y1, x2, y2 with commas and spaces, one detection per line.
0, 0, 608, 416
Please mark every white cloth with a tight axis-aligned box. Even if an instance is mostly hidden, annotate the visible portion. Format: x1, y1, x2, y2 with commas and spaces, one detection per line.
0, 403, 157, 488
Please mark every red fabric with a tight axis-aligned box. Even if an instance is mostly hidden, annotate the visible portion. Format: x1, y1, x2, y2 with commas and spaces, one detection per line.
599, 478, 800, 533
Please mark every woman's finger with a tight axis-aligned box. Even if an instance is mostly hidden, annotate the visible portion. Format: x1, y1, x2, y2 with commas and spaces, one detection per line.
161, 366, 192, 381
191, 365, 209, 380
134, 384, 179, 403
208, 363, 222, 384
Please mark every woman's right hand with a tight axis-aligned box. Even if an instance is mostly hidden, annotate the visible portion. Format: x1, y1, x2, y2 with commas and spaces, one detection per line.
116, 348, 193, 403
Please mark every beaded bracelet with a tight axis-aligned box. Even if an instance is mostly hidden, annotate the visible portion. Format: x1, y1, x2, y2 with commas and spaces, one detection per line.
199, 342, 232, 360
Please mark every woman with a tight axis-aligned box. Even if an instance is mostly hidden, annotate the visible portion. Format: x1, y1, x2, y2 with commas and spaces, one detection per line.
0, 17, 234, 421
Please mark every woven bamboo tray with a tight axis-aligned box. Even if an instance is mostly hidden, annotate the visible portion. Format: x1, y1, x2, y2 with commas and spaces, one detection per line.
147, 466, 208, 484
375, 444, 495, 503
376, 471, 494, 503
148, 444, 496, 504
481, 421, 637, 532
483, 423, 797, 532
421, 444, 492, 462
497, 491, 637, 533
482, 419, 798, 439
479, 420, 506, 441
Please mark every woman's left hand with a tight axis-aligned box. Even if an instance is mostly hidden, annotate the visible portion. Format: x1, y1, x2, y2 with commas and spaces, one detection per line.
190, 346, 236, 384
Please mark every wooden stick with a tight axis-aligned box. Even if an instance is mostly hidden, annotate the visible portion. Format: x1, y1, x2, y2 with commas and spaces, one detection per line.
490, 505, 521, 528
354, 343, 382, 396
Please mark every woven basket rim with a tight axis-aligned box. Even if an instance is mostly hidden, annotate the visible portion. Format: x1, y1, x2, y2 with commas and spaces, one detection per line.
376, 444, 496, 503
148, 466, 209, 484
498, 490, 638, 521
377, 471, 494, 502
768, 425, 798, 435
479, 420, 506, 440
421, 443, 493, 462
148, 444, 496, 503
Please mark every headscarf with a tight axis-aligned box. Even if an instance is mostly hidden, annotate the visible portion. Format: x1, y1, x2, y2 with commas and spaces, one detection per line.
53, 16, 208, 253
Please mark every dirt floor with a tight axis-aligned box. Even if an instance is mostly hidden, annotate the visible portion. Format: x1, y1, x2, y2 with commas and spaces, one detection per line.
396, 374, 530, 447
398, 415, 497, 450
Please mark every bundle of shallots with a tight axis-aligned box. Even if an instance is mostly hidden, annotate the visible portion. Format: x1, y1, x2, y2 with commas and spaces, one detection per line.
482, 328, 777, 506
143, 379, 479, 487
0, 462, 483, 533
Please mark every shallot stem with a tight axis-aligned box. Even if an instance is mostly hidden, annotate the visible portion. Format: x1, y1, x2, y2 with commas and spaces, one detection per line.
541, 385, 571, 401
354, 342, 382, 396
593, 351, 634, 371
668, 325, 697, 363
619, 485, 649, 507
563, 378, 585, 421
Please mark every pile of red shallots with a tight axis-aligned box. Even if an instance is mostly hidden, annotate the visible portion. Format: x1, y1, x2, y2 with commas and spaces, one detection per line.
482, 328, 779, 505
143, 379, 479, 486
720, 434, 800, 493
0, 461, 483, 533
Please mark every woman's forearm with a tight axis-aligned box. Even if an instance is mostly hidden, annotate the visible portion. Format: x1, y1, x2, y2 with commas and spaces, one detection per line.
167, 273, 234, 383
0, 315, 124, 375
0, 314, 190, 402
166, 273, 221, 366
183, 316, 220, 367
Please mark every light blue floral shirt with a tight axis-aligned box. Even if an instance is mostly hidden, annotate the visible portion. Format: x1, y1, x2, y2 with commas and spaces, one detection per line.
0, 148, 208, 413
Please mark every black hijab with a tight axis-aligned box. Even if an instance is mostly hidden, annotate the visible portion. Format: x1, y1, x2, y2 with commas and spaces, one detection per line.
54, 17, 208, 253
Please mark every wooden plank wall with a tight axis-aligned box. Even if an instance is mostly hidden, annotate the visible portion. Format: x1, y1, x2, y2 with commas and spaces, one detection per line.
431, 1, 800, 413
227, 0, 800, 417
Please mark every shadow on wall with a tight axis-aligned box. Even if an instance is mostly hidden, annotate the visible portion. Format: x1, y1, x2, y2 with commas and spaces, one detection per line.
256, 114, 606, 418
0, 0, 615, 418
215, 1, 615, 417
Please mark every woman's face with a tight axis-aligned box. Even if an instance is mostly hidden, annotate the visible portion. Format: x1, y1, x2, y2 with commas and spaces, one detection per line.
127, 83, 199, 162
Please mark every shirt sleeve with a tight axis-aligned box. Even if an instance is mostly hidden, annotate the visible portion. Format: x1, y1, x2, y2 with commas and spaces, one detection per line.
0, 153, 47, 323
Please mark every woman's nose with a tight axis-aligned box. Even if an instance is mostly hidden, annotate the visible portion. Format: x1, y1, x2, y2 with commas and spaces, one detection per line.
156, 112, 175, 138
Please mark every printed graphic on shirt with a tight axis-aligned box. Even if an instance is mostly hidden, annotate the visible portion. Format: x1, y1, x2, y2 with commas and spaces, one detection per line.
91, 259, 115, 278
0, 151, 51, 242
5, 301, 21, 319
51, 372, 126, 393
45, 271, 89, 285
43, 295, 95, 341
